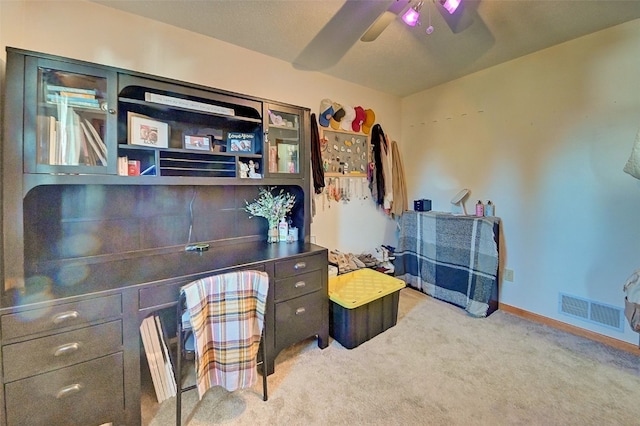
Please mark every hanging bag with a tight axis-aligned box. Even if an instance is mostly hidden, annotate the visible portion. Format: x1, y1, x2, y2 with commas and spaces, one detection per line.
623, 269, 640, 332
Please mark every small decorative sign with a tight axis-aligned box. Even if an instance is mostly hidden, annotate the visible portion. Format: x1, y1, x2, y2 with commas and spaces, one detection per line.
145, 93, 235, 116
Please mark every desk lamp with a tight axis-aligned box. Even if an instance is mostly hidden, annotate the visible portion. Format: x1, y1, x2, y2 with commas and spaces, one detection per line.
450, 188, 470, 215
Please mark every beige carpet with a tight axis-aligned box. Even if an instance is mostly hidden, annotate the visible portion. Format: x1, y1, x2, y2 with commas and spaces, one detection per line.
144, 288, 640, 425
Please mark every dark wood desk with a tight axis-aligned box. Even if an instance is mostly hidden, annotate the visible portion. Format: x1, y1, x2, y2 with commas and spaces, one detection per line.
0, 241, 329, 426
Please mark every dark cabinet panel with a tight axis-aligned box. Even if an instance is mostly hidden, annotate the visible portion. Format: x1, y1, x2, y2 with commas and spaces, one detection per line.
274, 252, 326, 278
274, 270, 323, 301
5, 353, 124, 426
267, 251, 328, 374
2, 47, 321, 426
275, 292, 324, 350
3, 320, 122, 382
1, 294, 122, 340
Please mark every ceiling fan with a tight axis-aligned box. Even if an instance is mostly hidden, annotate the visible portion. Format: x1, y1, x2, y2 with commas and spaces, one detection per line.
293, 0, 474, 71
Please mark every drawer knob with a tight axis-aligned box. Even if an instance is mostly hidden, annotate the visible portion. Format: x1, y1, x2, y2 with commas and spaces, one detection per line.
52, 310, 79, 324
294, 281, 306, 288
294, 262, 306, 270
54, 342, 80, 357
295, 307, 306, 315
56, 383, 83, 399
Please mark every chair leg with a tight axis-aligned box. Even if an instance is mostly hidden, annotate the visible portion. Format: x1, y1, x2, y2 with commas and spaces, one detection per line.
176, 301, 183, 426
261, 329, 268, 401
262, 368, 268, 401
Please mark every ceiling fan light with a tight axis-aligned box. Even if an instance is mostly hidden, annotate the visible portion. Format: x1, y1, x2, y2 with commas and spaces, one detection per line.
440, 0, 461, 14
402, 1, 424, 27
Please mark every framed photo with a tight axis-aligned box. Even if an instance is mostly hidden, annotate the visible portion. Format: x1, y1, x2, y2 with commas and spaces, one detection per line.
227, 132, 254, 153
128, 112, 169, 148
183, 135, 212, 151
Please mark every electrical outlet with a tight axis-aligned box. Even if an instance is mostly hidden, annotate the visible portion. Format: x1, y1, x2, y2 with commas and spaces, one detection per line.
504, 268, 514, 282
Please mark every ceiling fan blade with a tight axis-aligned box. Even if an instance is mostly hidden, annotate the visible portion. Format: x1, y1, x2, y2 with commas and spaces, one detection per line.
361, 0, 411, 42
293, 0, 395, 70
361, 11, 396, 42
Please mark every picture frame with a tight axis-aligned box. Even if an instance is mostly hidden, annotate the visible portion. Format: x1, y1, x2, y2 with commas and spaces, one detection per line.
128, 112, 169, 148
183, 135, 212, 151
227, 132, 254, 153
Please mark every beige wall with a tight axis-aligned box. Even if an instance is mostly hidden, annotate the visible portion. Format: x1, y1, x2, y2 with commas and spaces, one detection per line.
402, 19, 640, 344
0, 0, 403, 253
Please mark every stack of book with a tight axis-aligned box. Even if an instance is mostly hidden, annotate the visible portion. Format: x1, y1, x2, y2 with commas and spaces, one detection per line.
46, 84, 101, 109
117, 156, 157, 176
140, 314, 177, 403
40, 84, 106, 166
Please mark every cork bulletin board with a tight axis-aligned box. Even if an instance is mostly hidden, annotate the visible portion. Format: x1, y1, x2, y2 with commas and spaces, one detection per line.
320, 128, 369, 177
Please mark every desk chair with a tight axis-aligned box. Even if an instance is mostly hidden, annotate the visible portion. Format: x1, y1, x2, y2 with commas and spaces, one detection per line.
176, 270, 269, 425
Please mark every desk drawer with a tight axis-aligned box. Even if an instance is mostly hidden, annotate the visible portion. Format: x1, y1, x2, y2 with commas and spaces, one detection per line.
275, 291, 324, 349
1, 294, 122, 340
274, 253, 325, 278
5, 353, 124, 426
3, 320, 122, 382
274, 270, 322, 301
138, 265, 266, 309
139, 280, 185, 310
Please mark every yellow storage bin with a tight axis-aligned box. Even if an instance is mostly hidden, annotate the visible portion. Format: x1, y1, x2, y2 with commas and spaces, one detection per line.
328, 269, 406, 349
329, 268, 405, 308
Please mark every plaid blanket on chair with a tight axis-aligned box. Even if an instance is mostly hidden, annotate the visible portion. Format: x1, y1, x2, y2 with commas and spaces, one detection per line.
182, 270, 268, 399
395, 211, 500, 317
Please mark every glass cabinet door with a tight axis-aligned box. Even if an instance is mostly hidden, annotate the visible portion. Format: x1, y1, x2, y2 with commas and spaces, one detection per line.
25, 57, 117, 174
265, 105, 302, 177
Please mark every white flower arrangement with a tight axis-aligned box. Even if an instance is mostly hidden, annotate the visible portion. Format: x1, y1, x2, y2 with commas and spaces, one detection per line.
244, 187, 296, 228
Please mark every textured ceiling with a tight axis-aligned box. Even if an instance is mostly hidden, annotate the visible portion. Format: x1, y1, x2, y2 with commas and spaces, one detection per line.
92, 0, 640, 97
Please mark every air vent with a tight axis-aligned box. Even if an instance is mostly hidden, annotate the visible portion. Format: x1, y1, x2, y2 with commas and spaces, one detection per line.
559, 293, 623, 331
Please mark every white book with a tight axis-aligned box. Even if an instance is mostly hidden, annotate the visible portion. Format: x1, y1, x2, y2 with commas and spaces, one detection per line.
46, 84, 97, 95
80, 121, 106, 166
48, 116, 57, 165
118, 156, 129, 176
83, 118, 107, 157
55, 120, 63, 165
155, 315, 177, 397
147, 315, 170, 401
57, 101, 68, 165
140, 316, 166, 403
67, 107, 82, 166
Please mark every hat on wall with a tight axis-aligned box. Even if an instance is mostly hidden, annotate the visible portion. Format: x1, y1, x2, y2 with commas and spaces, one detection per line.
340, 105, 356, 132
352, 106, 366, 132
362, 108, 376, 135
319, 98, 334, 127
329, 103, 345, 130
